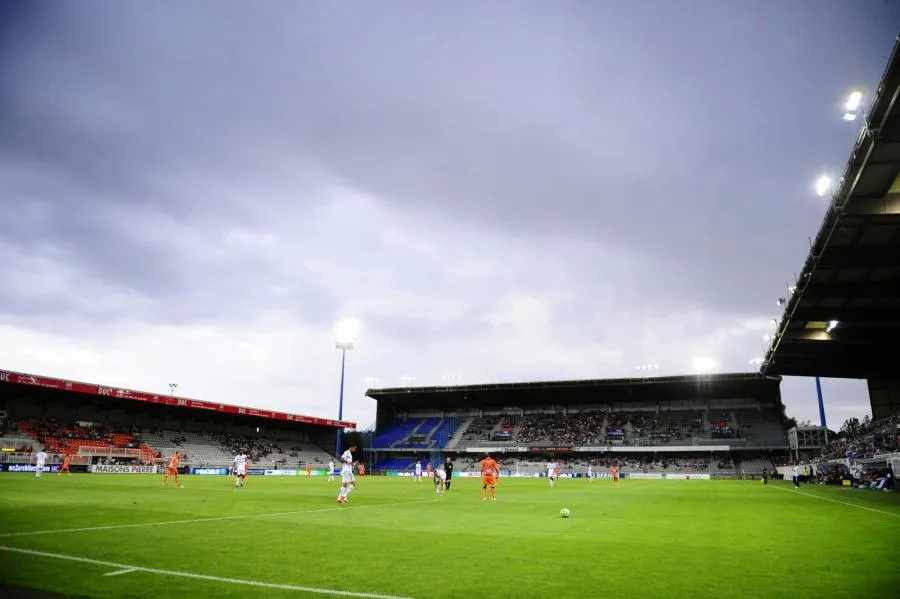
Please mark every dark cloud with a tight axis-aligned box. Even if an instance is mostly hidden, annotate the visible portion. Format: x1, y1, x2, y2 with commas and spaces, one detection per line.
5, 1, 895, 317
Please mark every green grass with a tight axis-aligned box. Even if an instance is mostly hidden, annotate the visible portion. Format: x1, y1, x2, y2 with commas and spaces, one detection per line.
0, 474, 898, 598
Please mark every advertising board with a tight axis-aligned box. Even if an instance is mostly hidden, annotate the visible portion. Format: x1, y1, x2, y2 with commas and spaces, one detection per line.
90, 464, 160, 474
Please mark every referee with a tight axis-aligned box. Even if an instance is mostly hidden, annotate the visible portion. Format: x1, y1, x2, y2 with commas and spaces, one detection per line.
444, 457, 454, 491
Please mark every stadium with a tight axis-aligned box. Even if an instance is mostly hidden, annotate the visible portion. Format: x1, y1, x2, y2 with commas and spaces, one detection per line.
2, 23, 900, 599
367, 373, 788, 479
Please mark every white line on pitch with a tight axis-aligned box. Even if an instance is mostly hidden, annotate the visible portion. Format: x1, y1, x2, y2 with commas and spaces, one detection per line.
774, 485, 900, 519
103, 568, 138, 577
0, 546, 413, 599
0, 498, 438, 539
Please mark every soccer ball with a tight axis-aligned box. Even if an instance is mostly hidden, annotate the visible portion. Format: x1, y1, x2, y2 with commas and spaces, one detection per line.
560, 508, 570, 518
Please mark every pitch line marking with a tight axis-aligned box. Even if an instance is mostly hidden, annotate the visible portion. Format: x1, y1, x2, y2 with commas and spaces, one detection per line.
0, 497, 437, 539
0, 546, 414, 599
775, 485, 900, 519
103, 567, 138, 577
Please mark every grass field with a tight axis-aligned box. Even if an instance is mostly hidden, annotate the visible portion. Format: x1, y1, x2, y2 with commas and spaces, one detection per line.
0, 473, 898, 598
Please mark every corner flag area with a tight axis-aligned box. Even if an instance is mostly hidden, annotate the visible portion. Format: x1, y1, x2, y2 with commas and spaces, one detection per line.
0, 475, 897, 599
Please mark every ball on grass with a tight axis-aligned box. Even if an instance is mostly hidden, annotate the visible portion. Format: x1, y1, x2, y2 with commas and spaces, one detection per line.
560, 507, 570, 518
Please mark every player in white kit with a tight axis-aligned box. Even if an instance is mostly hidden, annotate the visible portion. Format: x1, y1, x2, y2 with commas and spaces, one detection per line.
336, 445, 357, 504
587, 465, 594, 482
34, 450, 48, 478
328, 460, 335, 482
414, 460, 422, 482
233, 453, 248, 487
547, 461, 558, 488
433, 467, 447, 495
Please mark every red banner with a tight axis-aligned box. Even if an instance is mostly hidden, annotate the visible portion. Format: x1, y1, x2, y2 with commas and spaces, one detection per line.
0, 369, 355, 429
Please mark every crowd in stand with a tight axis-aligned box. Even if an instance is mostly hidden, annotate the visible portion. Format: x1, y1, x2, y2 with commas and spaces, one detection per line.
26, 419, 142, 449
816, 413, 900, 461
501, 411, 718, 446
519, 413, 605, 444
631, 413, 704, 443
216, 433, 275, 463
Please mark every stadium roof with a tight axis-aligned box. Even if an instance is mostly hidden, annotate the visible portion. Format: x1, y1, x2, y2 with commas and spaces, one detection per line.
367, 372, 781, 410
0, 368, 355, 429
764, 36, 900, 380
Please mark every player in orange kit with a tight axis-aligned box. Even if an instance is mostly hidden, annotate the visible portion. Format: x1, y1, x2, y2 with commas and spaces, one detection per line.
58, 453, 71, 475
162, 451, 182, 487
481, 453, 499, 501
611, 463, 619, 486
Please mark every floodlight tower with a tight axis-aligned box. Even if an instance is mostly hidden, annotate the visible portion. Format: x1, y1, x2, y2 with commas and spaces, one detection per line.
334, 318, 360, 458
168, 383, 178, 396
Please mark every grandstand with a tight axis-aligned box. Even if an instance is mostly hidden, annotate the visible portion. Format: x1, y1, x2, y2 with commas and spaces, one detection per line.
367, 373, 790, 478
764, 35, 900, 420
0, 368, 353, 472
756, 36, 900, 487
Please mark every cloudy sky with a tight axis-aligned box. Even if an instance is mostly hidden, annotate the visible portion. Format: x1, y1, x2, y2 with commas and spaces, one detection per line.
1, 1, 897, 431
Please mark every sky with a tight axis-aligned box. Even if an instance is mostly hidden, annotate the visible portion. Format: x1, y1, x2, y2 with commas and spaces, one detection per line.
1, 1, 897, 432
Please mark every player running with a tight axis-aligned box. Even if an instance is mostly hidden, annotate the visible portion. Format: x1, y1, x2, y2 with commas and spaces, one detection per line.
59, 453, 71, 475
336, 445, 357, 504
233, 452, 248, 487
444, 457, 454, 491
433, 467, 447, 496
547, 460, 558, 488
33, 450, 48, 478
328, 460, 335, 482
481, 453, 499, 502
414, 460, 422, 482
162, 451, 182, 487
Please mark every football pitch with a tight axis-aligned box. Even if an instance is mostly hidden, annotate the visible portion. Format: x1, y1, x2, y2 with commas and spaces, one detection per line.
0, 474, 897, 598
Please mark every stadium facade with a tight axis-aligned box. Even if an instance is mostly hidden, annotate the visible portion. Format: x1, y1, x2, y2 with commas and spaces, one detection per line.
367, 372, 790, 479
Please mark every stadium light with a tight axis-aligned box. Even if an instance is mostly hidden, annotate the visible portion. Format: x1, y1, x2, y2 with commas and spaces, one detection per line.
364, 377, 379, 388
763, 334, 770, 342
441, 373, 461, 386
749, 357, 763, 366
777, 297, 786, 307
168, 383, 178, 396
815, 175, 832, 197
843, 112, 857, 121
844, 90, 863, 112
334, 318, 360, 458
692, 357, 716, 373
770, 318, 778, 327
636, 364, 660, 371
826, 320, 839, 333
335, 318, 360, 348
400, 374, 416, 387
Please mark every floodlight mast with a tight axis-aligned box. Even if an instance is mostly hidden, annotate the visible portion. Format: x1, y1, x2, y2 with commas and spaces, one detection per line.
334, 318, 360, 458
